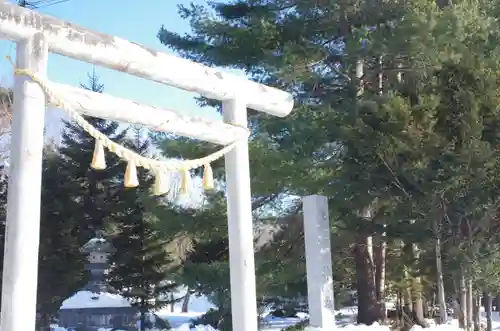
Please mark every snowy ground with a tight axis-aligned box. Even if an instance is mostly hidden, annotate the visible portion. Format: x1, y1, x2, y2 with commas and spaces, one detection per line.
53, 286, 500, 331
157, 290, 500, 331
156, 288, 358, 330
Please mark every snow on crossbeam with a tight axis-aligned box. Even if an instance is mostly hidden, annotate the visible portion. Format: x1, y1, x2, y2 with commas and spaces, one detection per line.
51, 82, 247, 145
0, 2, 294, 117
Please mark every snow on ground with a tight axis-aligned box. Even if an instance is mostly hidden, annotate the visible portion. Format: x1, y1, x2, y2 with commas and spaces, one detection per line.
156, 287, 216, 328
176, 324, 217, 331
259, 306, 359, 331
159, 304, 357, 331
52, 287, 500, 331
92, 326, 216, 331
60, 291, 131, 309
157, 304, 500, 331
162, 312, 208, 329
50, 309, 489, 331
52, 322, 465, 331
158, 287, 216, 314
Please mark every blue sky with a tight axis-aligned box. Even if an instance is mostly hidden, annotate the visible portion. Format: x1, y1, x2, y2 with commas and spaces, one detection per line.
0, 0, 222, 121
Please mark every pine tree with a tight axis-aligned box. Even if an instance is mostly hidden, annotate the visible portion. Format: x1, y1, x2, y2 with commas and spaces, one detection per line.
37, 146, 86, 329
34, 69, 129, 327
156, 0, 391, 324
108, 127, 176, 331
157, 0, 500, 326
57, 69, 127, 242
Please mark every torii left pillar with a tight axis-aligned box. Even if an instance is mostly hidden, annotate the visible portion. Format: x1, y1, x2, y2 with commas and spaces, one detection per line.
0, 33, 48, 331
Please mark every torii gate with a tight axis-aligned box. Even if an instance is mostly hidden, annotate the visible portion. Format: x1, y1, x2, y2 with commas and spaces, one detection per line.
0, 2, 294, 331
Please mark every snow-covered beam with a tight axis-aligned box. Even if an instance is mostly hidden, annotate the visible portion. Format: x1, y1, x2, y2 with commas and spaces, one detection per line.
0, 2, 294, 117
51, 82, 247, 145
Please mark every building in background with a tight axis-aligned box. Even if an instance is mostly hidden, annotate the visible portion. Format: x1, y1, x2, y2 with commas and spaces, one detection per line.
58, 231, 136, 331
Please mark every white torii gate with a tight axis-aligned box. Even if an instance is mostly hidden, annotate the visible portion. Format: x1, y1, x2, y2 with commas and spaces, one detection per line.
0, 3, 294, 331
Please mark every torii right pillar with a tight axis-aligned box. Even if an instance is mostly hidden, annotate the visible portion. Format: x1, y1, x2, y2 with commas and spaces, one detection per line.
303, 195, 336, 331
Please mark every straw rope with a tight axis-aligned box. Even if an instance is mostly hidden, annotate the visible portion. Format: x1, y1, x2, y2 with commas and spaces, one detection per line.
7, 56, 249, 193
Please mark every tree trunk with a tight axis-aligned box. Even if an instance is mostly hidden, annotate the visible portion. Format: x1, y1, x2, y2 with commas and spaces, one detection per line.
412, 293, 429, 328
404, 271, 413, 313
453, 299, 462, 325
182, 292, 191, 313
435, 234, 447, 323
396, 291, 404, 328
411, 234, 429, 328
473, 293, 480, 331
375, 229, 387, 321
466, 280, 473, 331
400, 238, 413, 314
459, 270, 467, 329
485, 292, 493, 331
423, 295, 430, 318
496, 295, 500, 311
354, 61, 379, 326
355, 230, 379, 325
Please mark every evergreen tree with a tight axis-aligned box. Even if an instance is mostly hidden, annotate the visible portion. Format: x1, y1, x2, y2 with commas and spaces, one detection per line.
108, 127, 176, 331
156, 0, 500, 326
57, 69, 127, 242
34, 69, 128, 327
37, 146, 86, 329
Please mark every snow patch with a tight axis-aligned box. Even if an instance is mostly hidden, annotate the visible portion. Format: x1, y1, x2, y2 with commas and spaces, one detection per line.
92, 325, 215, 331
176, 324, 217, 331
410, 324, 463, 331
51, 326, 68, 331
156, 286, 216, 315
60, 291, 131, 309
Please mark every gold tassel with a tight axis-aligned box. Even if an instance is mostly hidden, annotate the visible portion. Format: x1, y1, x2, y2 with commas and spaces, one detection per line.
91, 140, 106, 170
124, 161, 139, 188
202, 164, 214, 190
180, 168, 190, 194
153, 170, 169, 196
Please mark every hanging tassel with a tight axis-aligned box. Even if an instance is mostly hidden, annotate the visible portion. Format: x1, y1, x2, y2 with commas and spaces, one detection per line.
91, 140, 106, 170
124, 161, 139, 188
202, 163, 214, 190
180, 168, 190, 195
153, 170, 169, 196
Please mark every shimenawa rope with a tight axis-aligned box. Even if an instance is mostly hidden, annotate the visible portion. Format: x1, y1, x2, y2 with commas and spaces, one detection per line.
7, 56, 249, 195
